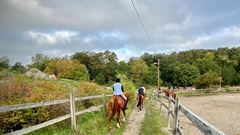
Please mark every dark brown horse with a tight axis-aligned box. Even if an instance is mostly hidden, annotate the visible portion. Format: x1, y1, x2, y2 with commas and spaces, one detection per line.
137, 94, 144, 111
108, 92, 130, 129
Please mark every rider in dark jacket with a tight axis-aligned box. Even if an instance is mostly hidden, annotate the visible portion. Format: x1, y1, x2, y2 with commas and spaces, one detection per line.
137, 86, 145, 107
138, 86, 145, 96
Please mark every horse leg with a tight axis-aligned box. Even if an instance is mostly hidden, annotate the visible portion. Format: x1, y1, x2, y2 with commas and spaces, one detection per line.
137, 98, 140, 107
108, 110, 115, 130
116, 110, 121, 128
122, 110, 126, 123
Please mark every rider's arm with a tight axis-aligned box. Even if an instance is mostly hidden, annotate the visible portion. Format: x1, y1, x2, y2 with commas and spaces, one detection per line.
121, 85, 124, 92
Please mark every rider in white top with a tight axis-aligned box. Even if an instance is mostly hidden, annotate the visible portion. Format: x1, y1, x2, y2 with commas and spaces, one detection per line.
113, 78, 128, 110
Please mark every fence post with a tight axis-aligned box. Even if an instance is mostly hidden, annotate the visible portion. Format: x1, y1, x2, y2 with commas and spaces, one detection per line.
173, 98, 180, 135
167, 98, 171, 129
70, 93, 76, 129
103, 93, 107, 114
159, 96, 163, 116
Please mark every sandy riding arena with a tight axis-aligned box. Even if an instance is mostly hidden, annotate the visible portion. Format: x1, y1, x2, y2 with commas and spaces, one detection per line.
180, 94, 240, 135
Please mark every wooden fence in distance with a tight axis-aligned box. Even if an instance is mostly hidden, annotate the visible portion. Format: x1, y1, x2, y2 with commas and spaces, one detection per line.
0, 93, 111, 135
151, 91, 226, 135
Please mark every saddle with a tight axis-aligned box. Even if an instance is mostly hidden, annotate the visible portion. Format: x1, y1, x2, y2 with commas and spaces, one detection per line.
113, 95, 126, 103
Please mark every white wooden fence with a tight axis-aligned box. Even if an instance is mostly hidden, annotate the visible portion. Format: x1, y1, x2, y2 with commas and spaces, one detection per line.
0, 93, 111, 135
151, 91, 226, 135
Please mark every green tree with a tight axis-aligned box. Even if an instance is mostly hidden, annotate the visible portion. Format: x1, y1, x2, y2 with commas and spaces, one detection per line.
140, 47, 240, 87
128, 58, 149, 85
194, 59, 220, 74
145, 64, 159, 85
117, 61, 129, 74
31, 53, 49, 71
72, 52, 91, 69
141, 53, 155, 66
235, 73, 240, 85
11, 62, 26, 73
103, 50, 118, 83
0, 57, 10, 70
72, 50, 118, 84
172, 63, 199, 87
195, 71, 219, 88
176, 49, 211, 64
95, 72, 106, 84
221, 66, 237, 85
161, 62, 180, 86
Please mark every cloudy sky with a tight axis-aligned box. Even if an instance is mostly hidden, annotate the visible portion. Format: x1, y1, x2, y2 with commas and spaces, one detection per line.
0, 0, 240, 65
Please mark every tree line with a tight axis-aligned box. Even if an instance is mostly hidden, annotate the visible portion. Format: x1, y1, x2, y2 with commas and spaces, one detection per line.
1, 47, 240, 88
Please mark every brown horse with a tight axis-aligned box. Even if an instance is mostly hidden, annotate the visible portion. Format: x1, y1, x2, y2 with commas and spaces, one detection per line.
162, 89, 176, 99
172, 89, 177, 99
108, 92, 130, 129
137, 94, 144, 111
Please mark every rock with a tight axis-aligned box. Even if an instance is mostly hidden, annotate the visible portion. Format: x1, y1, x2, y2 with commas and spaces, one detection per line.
25, 68, 57, 80
25, 68, 40, 78
34, 71, 47, 79
48, 74, 57, 80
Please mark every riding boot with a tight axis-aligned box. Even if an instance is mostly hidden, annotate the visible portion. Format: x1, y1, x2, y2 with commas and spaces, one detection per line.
124, 99, 128, 110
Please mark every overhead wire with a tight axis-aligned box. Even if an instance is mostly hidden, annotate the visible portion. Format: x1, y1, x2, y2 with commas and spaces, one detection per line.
130, 0, 152, 46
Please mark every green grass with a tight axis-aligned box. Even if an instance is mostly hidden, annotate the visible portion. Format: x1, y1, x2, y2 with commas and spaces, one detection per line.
27, 101, 135, 135
140, 100, 167, 135
27, 109, 109, 135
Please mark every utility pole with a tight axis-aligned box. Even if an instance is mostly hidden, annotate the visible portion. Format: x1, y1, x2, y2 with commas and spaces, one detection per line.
154, 59, 160, 91
158, 59, 160, 91
219, 66, 222, 90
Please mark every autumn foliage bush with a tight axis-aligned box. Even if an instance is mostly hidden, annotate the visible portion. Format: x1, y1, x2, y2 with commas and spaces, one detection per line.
0, 70, 105, 134
45, 59, 89, 81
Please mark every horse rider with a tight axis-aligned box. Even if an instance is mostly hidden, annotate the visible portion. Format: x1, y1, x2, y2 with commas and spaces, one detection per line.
138, 85, 145, 97
112, 78, 128, 110
137, 85, 145, 107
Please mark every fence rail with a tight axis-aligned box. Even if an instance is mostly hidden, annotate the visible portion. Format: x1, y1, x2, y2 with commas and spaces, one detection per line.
6, 105, 102, 135
152, 91, 226, 135
0, 94, 111, 113
1, 93, 111, 135
179, 104, 225, 135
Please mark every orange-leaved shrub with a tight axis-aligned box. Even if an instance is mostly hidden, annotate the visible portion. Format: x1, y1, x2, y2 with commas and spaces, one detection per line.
45, 59, 90, 81
0, 70, 105, 134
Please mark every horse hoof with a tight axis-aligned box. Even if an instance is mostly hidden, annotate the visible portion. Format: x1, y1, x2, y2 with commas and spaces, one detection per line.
117, 123, 120, 128
123, 118, 126, 123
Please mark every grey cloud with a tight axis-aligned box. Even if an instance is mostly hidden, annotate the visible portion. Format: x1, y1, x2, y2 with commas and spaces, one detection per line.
0, 0, 240, 65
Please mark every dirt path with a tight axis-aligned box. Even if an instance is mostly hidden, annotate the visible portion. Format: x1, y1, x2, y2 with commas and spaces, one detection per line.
122, 106, 146, 135
180, 94, 240, 135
